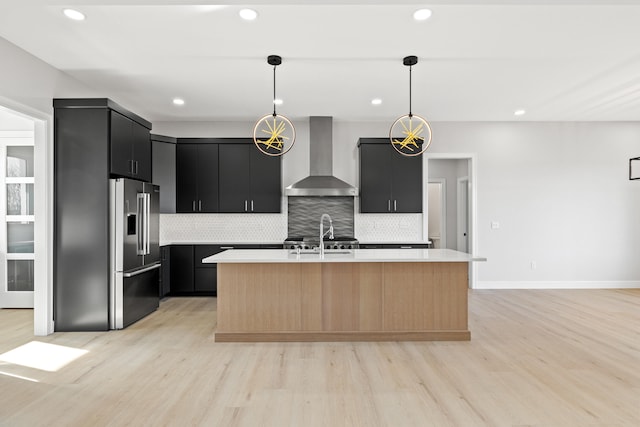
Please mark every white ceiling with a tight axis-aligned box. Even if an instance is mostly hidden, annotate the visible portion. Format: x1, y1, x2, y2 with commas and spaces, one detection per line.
2, 1, 640, 123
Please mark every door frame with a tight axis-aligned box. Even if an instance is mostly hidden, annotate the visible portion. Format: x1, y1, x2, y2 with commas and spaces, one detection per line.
424, 153, 478, 288
457, 176, 469, 252
0, 98, 53, 335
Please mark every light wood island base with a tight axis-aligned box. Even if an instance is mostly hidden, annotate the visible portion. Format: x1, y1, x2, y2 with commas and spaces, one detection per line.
216, 261, 470, 342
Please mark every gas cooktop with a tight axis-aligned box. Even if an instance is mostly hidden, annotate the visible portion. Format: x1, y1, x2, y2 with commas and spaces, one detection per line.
283, 236, 359, 250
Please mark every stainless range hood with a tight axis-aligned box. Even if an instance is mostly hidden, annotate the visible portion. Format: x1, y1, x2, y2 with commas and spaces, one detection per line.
285, 116, 358, 196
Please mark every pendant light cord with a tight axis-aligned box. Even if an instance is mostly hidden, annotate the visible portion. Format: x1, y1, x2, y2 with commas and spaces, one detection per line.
273, 64, 277, 117
409, 65, 413, 118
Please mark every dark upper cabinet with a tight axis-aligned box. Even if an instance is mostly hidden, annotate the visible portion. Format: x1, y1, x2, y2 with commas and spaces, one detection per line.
359, 143, 393, 213
151, 134, 176, 213
218, 144, 250, 213
358, 138, 422, 213
110, 110, 152, 182
176, 142, 219, 213
132, 120, 152, 180
218, 141, 281, 213
110, 111, 132, 177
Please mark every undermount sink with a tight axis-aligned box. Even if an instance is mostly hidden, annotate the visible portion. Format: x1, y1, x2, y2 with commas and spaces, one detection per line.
289, 249, 353, 255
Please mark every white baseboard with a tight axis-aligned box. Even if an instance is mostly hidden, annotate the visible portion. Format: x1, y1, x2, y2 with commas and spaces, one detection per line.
475, 281, 640, 290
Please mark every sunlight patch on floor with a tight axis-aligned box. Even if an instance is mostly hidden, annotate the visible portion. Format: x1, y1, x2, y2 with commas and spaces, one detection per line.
0, 341, 88, 372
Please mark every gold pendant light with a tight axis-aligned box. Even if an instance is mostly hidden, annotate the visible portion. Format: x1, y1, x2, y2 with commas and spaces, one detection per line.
389, 55, 432, 156
253, 55, 296, 156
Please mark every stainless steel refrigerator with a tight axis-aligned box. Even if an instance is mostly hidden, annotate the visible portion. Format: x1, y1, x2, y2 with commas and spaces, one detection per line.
109, 178, 161, 329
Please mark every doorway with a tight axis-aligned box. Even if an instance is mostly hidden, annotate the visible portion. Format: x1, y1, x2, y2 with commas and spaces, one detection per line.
0, 101, 51, 335
425, 154, 477, 287
427, 180, 446, 249
0, 109, 35, 308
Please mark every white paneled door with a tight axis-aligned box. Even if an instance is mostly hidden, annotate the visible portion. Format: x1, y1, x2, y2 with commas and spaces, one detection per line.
0, 132, 34, 308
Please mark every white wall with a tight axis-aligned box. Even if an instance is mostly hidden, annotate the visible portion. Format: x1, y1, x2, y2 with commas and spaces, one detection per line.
0, 38, 99, 114
157, 119, 640, 288
431, 121, 640, 288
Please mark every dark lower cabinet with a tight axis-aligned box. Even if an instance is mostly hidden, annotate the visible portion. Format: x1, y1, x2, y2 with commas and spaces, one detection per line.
168, 245, 195, 294
160, 246, 171, 297
194, 245, 223, 294
359, 243, 432, 249
194, 269, 217, 293
163, 244, 280, 296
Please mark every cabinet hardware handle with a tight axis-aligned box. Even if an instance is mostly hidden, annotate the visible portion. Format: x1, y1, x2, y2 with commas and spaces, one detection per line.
135, 161, 139, 175
394, 200, 397, 211
244, 200, 248, 212
251, 200, 254, 212
220, 246, 234, 250
192, 200, 196, 212
388, 200, 391, 212
199, 200, 202, 211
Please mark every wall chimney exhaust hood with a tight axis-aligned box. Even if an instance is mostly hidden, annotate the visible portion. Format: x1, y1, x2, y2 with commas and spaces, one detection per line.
285, 116, 358, 196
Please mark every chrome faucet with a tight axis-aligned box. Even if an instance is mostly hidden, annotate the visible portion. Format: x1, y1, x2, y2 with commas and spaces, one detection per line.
319, 213, 334, 257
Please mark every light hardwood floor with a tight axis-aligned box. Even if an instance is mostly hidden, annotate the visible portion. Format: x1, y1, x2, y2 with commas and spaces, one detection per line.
0, 289, 638, 426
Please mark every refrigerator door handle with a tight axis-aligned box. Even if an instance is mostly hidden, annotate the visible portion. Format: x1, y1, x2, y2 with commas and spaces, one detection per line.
143, 192, 151, 255
123, 262, 161, 278
136, 193, 144, 255
136, 193, 150, 255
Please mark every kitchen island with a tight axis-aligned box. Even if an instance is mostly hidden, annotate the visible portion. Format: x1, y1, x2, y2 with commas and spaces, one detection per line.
203, 249, 485, 342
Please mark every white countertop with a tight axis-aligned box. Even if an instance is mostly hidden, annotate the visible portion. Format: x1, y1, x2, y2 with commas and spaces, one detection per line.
203, 248, 486, 264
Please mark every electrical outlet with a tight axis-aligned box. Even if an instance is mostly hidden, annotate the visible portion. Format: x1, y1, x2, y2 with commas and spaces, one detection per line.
491, 221, 500, 229
530, 261, 537, 270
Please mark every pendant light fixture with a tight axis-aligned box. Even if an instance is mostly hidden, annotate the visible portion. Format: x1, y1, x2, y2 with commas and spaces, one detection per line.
253, 55, 296, 156
389, 55, 432, 156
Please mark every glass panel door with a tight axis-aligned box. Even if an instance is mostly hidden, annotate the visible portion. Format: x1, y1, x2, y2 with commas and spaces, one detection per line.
0, 134, 35, 308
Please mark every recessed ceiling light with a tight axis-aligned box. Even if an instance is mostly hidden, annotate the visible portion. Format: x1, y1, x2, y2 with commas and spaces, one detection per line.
63, 9, 85, 21
273, 98, 283, 106
514, 109, 526, 116
173, 98, 185, 106
371, 98, 382, 106
239, 9, 258, 21
413, 9, 432, 21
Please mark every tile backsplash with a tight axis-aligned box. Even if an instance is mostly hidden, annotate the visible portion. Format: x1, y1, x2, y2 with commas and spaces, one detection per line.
160, 198, 425, 244
355, 213, 423, 242
288, 197, 354, 237
160, 213, 287, 244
